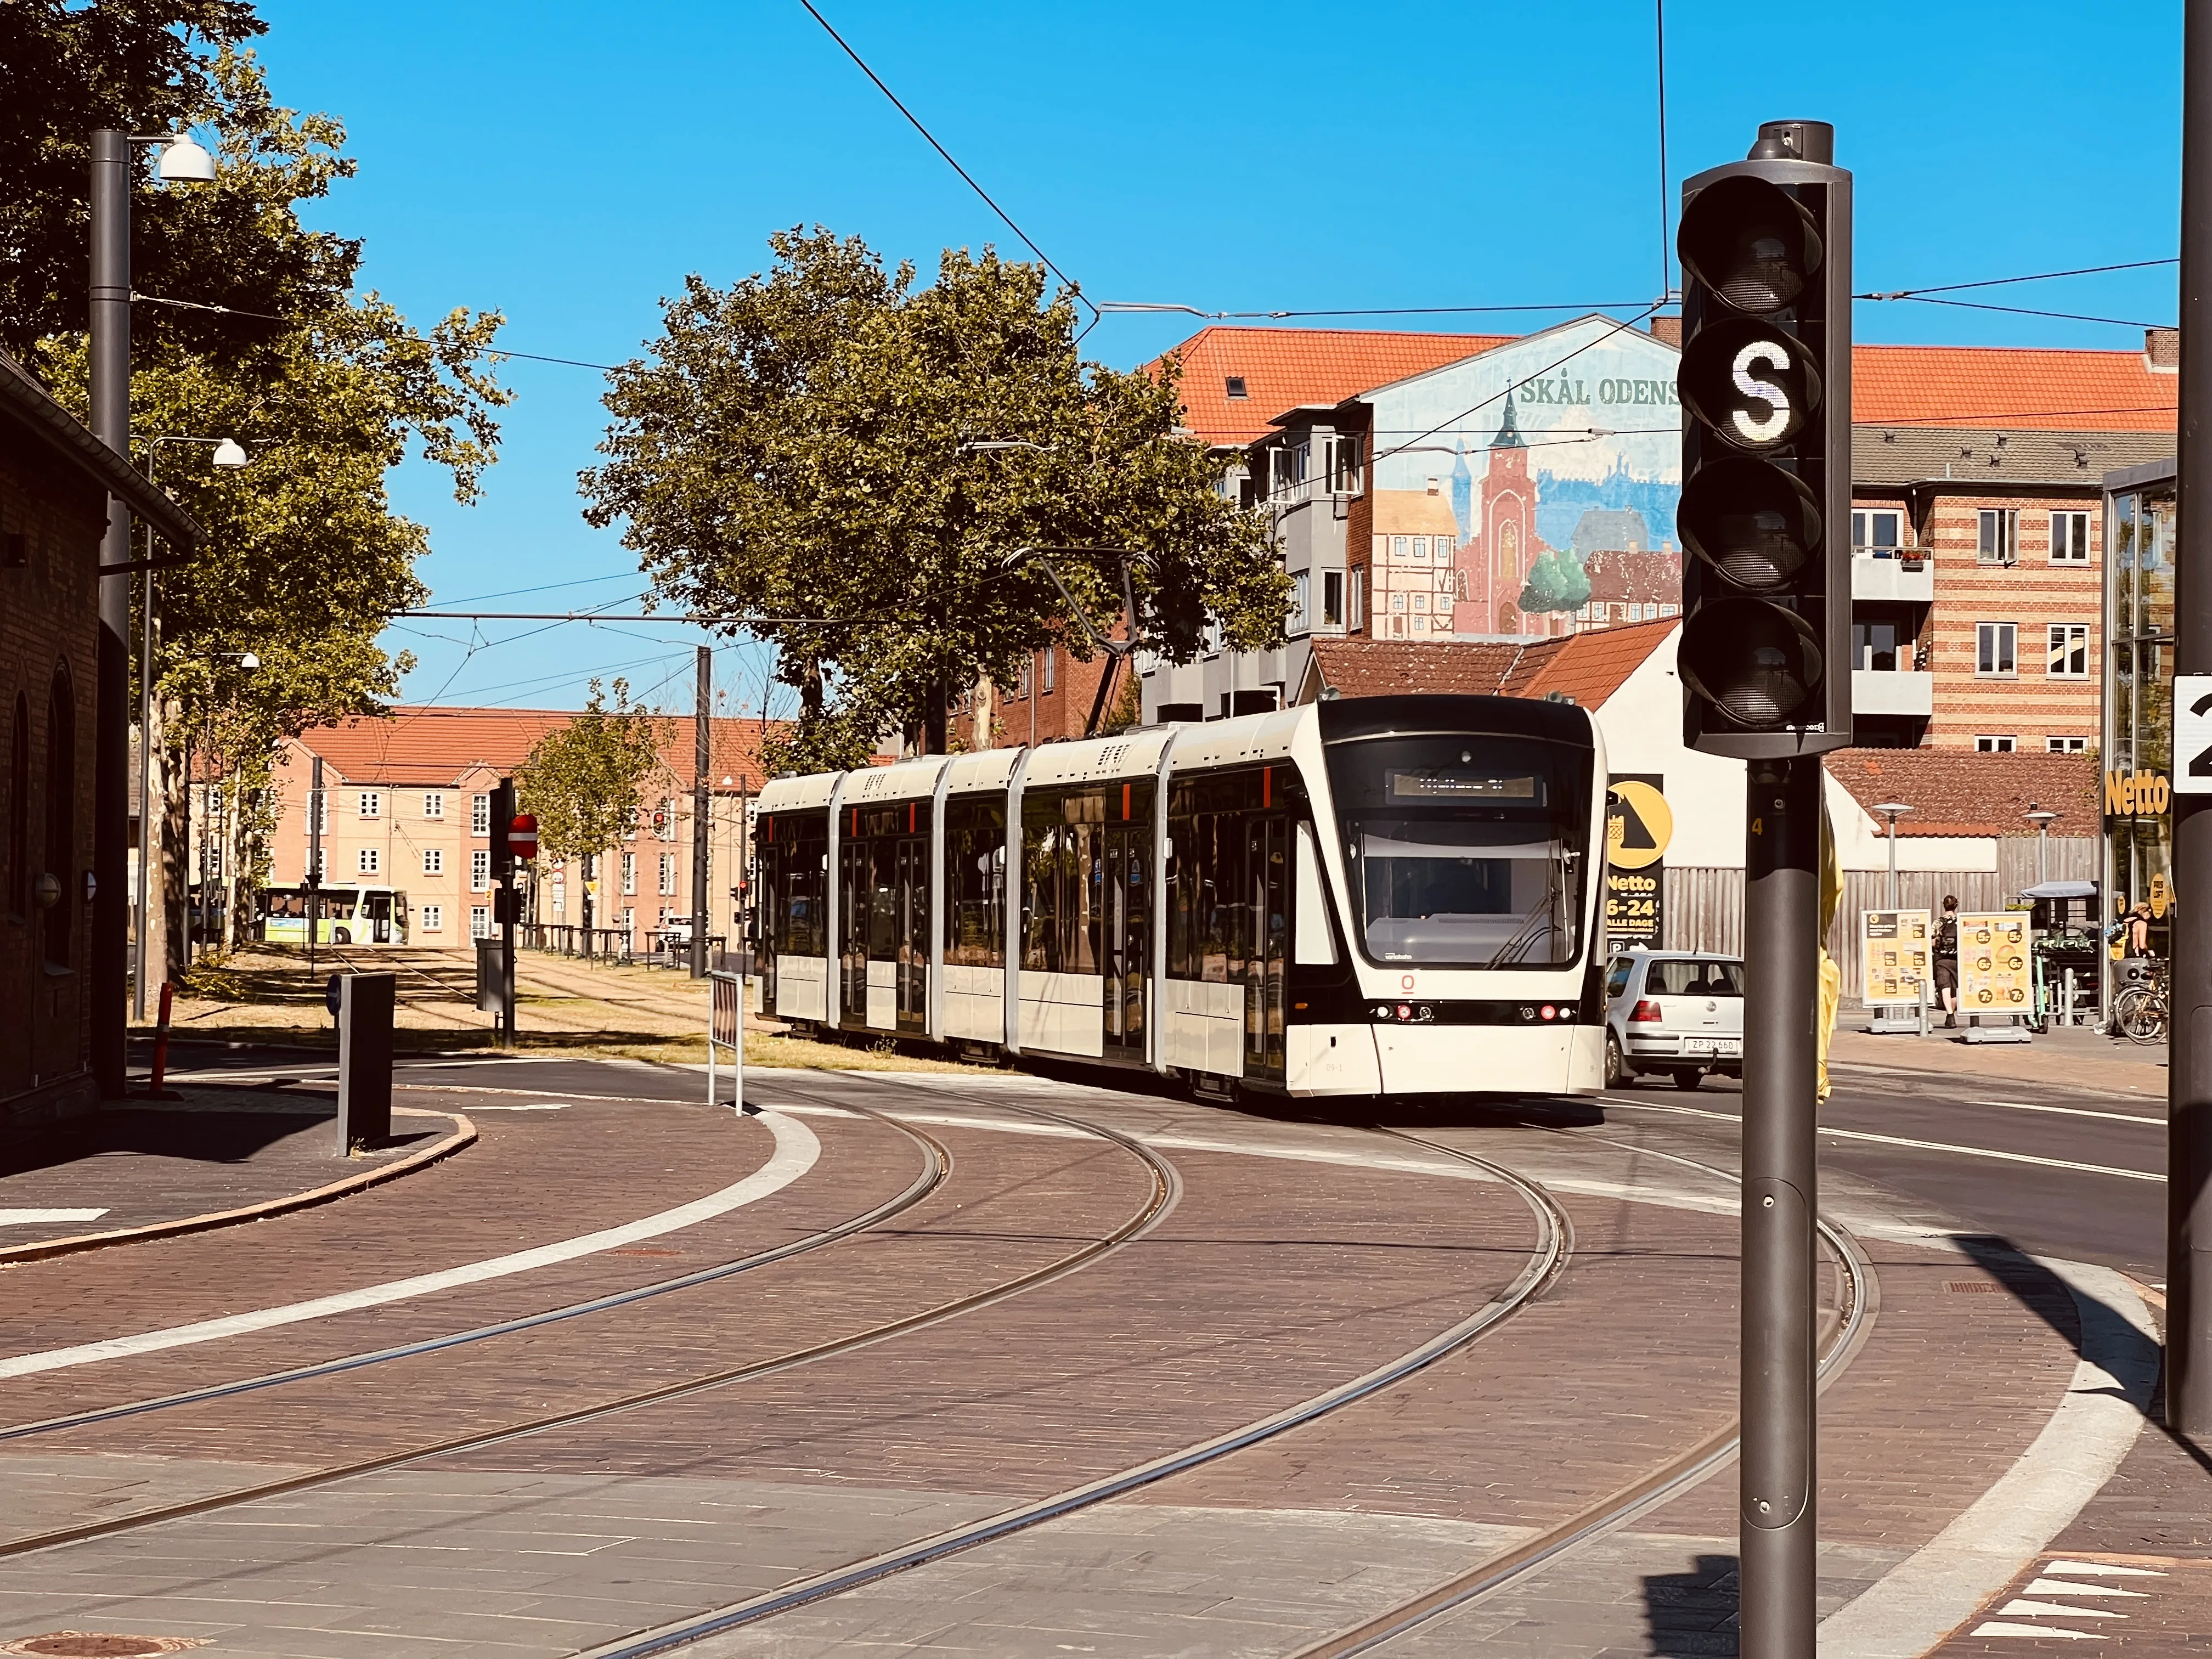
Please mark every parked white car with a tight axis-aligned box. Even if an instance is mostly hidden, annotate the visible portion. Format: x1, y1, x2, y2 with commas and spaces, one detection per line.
1602, 949, 1746, 1089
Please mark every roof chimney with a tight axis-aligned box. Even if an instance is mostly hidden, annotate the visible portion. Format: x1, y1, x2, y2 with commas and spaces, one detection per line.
1426, 477, 1440, 495
1647, 315, 1683, 348
2147, 327, 2180, 373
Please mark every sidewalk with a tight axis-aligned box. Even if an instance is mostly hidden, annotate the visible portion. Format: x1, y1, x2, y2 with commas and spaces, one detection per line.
0, 1088, 471, 1259
1830, 1019, 2166, 1097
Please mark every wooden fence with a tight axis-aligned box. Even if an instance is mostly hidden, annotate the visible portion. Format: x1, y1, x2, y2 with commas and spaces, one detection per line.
1658, 837, 2099, 1002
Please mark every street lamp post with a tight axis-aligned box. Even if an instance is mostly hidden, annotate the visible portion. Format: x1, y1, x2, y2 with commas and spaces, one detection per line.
1873, 802, 1913, 910
2024, 805, 2060, 888
134, 435, 247, 1019
91, 125, 216, 1091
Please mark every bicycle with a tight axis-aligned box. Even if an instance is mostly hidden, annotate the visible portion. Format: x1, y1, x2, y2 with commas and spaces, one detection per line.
2112, 962, 2169, 1045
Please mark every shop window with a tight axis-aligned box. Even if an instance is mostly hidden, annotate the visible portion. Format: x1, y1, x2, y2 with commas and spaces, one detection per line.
1976, 622, 2017, 676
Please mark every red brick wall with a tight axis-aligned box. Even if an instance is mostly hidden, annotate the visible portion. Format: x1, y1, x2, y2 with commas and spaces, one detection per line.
0, 435, 104, 1119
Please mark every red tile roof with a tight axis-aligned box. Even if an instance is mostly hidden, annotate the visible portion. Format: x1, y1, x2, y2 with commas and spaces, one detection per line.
1849, 345, 2175, 432
293, 707, 782, 792
1149, 325, 2178, 445
1824, 747, 2100, 837
1158, 326, 1513, 446
1305, 618, 1674, 709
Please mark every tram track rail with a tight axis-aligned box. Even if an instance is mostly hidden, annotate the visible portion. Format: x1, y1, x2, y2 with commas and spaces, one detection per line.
1288, 1119, 1878, 1658
0, 1091, 1174, 1563
569, 1125, 1575, 1659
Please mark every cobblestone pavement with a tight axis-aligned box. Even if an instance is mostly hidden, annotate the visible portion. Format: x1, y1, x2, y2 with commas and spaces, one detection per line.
0, 1064, 2160, 1657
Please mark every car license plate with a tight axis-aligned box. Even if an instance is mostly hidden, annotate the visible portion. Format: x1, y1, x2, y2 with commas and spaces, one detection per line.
1682, 1038, 1740, 1057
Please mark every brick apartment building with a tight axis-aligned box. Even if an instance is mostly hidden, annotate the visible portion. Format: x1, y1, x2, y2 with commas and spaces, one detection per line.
1136, 320, 2177, 749
2, 351, 199, 1126
267, 707, 775, 951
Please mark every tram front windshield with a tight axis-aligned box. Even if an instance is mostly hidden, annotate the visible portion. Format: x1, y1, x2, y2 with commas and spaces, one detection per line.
1326, 735, 1587, 968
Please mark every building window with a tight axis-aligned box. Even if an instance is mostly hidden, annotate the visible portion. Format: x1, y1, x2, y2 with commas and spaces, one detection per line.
471, 849, 490, 891
1851, 509, 1901, 552
358, 791, 381, 819
1291, 571, 1311, 635
1977, 509, 2019, 565
1976, 735, 2017, 753
2047, 624, 2089, 678
622, 906, 636, 943
622, 851, 637, 895
1976, 622, 2017, 676
470, 906, 490, 939
658, 798, 678, 841
1224, 375, 1247, 399
471, 793, 490, 835
358, 847, 379, 874
1391, 592, 1407, 613
623, 806, 639, 841
659, 852, 676, 895
423, 792, 444, 819
422, 848, 443, 875
2050, 510, 2091, 563
1348, 568, 1365, 632
2047, 736, 2089, 753
1326, 435, 1362, 495
421, 903, 443, 932
1042, 647, 1056, 694
1412, 592, 1427, 613
1323, 570, 1344, 627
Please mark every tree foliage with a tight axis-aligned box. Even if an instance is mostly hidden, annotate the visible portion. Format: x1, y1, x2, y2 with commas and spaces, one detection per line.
582, 229, 1289, 770
516, 680, 668, 866
1519, 550, 1591, 615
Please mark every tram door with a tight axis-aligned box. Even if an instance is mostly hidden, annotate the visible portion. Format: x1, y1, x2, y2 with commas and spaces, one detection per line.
891, 837, 927, 1034
1246, 816, 1288, 1076
1102, 824, 1148, 1060
839, 841, 869, 1026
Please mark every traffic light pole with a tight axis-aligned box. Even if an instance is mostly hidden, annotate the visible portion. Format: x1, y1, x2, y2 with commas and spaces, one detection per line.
2170, 0, 2212, 1438
1740, 755, 1821, 1654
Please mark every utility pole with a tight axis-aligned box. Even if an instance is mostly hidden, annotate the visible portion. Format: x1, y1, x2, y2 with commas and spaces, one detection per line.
89, 131, 133, 1096
307, 755, 323, 976
2171, 0, 2212, 1439
692, 645, 712, 978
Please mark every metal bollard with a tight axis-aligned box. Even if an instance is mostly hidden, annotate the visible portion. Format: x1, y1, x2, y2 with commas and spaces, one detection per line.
336, 972, 396, 1154
148, 980, 175, 1097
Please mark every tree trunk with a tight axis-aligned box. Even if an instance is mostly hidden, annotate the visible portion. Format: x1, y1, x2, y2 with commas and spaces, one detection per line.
142, 697, 171, 1000
160, 719, 189, 982
923, 675, 947, 756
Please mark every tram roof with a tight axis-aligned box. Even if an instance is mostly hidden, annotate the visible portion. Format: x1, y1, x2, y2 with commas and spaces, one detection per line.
1019, 726, 1180, 789
945, 747, 1023, 794
841, 756, 949, 806
1161, 706, 1307, 772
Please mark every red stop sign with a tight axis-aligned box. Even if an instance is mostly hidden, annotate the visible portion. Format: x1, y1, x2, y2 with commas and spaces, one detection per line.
508, 812, 538, 861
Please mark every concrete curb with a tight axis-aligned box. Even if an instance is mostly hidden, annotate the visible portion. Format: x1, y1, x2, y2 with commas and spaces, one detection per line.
0, 1106, 477, 1266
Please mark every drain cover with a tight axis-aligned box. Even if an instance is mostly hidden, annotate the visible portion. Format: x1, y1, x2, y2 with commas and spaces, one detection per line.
3, 1637, 205, 1657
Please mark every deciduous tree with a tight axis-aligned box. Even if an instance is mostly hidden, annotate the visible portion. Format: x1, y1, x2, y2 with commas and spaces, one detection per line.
516, 680, 668, 933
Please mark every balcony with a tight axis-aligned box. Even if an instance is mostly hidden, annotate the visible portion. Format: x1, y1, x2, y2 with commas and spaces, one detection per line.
1851, 548, 1933, 603
1852, 668, 1933, 718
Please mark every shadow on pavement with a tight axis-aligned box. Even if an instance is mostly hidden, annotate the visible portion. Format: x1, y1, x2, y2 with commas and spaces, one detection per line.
1641, 1551, 1740, 1655
0, 1103, 325, 1180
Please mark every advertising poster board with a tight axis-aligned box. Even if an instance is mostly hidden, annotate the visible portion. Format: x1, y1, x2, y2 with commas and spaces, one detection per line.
1958, 912, 2032, 1017
1604, 776, 1671, 950
1859, 909, 1929, 1007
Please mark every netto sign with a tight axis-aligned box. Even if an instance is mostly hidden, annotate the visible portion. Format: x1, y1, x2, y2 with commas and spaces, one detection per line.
2105, 769, 2171, 818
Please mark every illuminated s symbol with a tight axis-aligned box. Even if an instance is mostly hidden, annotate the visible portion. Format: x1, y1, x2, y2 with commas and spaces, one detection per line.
1730, 340, 1792, 443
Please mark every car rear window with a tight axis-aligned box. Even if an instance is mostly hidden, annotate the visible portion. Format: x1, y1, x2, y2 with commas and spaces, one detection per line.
1646, 960, 1745, 997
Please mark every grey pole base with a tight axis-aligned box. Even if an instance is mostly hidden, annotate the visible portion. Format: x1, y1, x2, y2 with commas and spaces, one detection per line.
336, 972, 396, 1154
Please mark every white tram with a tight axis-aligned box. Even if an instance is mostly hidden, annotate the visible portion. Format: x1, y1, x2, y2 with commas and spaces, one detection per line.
752, 695, 1610, 1099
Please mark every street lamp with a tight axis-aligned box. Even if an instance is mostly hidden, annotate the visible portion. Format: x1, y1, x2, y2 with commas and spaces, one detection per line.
91, 123, 217, 1090
1872, 802, 1913, 910
132, 435, 251, 1018
2024, 805, 2061, 888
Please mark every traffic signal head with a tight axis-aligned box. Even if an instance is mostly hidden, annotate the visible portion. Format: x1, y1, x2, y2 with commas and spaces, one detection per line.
490, 778, 516, 884
1677, 121, 1852, 757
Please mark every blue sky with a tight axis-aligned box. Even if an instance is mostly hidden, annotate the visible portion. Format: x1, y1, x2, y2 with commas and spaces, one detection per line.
251, 0, 2183, 716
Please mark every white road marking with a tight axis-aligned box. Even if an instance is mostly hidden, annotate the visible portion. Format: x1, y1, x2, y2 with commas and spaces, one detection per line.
1970, 1622, 2102, 1640
1601, 1098, 2162, 1183
2044, 1561, 2165, 1577
1966, 1099, 2164, 1127
465, 1103, 571, 1111
1997, 1599, 2124, 1619
0, 1110, 818, 1381
1818, 1260, 2161, 1658
0, 1209, 110, 1227
2023, 1578, 2148, 1597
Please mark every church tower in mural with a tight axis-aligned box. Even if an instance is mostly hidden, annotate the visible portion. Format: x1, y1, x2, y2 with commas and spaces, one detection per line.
1453, 396, 1550, 636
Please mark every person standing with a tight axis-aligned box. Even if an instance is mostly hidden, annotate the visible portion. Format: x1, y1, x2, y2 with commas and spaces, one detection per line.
1933, 895, 1960, 1030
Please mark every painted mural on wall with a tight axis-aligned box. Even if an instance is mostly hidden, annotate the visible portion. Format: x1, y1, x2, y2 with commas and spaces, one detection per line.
1365, 316, 1683, 639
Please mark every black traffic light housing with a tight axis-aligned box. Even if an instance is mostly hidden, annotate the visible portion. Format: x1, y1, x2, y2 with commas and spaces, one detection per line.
1677, 120, 1853, 758
489, 777, 517, 886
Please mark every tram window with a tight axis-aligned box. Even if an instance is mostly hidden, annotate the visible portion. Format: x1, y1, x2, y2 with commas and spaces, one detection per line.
1325, 734, 1588, 968
947, 798, 1006, 968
